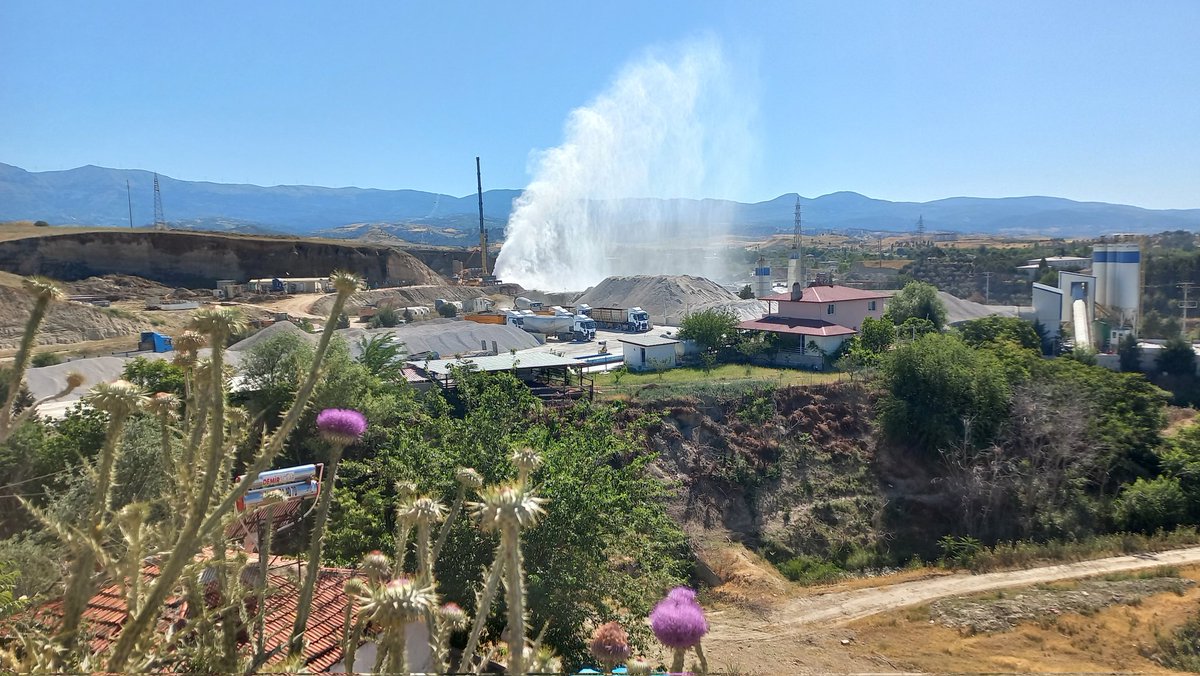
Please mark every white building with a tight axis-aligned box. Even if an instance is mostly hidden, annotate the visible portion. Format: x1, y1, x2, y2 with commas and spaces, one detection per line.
737, 282, 890, 357
619, 334, 682, 371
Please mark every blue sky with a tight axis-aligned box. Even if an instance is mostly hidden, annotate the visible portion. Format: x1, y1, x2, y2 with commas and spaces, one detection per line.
2, 1, 1197, 208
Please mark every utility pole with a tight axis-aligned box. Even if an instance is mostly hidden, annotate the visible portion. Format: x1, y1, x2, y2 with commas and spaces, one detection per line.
983, 271, 993, 305
476, 157, 488, 277
1179, 282, 1197, 337
126, 180, 134, 229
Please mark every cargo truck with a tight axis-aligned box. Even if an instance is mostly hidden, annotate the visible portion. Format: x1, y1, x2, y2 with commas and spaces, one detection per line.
510, 309, 595, 342
587, 306, 651, 332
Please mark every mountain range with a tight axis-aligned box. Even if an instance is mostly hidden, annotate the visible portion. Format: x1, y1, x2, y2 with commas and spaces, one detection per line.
2, 162, 1198, 244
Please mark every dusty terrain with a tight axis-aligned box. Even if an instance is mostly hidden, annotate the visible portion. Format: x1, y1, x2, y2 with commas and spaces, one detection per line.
704, 547, 1200, 673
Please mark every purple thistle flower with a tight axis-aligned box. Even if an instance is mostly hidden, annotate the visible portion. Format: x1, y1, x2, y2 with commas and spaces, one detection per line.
649, 587, 708, 650
317, 408, 367, 446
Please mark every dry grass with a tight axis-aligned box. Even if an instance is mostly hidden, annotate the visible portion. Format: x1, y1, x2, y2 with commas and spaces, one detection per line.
847, 566, 1200, 673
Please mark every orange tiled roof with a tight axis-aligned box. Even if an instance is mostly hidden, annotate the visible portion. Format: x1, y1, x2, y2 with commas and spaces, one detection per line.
26, 557, 362, 672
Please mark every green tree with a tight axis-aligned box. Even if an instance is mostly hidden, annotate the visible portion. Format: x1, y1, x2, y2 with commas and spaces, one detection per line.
859, 316, 896, 354
121, 356, 186, 396
1114, 476, 1188, 533
237, 331, 315, 422
737, 284, 755, 300
885, 281, 948, 330
678, 307, 739, 352
356, 333, 407, 383
879, 333, 1011, 452
1118, 333, 1142, 372
957, 316, 1040, 351
369, 306, 400, 328
1157, 336, 1196, 376
437, 303, 458, 319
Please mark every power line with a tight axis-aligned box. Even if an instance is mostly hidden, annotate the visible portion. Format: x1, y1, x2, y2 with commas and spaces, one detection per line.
1178, 282, 1197, 337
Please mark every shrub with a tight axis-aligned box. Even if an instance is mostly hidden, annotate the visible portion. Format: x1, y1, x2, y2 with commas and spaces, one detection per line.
1115, 476, 1188, 533
777, 555, 844, 585
1158, 336, 1196, 376
30, 352, 63, 368
437, 303, 458, 318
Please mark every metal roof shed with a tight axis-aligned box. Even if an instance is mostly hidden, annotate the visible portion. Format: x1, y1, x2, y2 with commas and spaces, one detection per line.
618, 335, 681, 371
409, 352, 592, 402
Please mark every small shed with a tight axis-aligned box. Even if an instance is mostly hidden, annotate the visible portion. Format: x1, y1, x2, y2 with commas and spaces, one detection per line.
618, 334, 682, 372
138, 332, 174, 353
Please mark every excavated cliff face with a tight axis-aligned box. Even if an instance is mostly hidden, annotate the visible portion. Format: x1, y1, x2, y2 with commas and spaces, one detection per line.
0, 231, 444, 287
628, 384, 886, 560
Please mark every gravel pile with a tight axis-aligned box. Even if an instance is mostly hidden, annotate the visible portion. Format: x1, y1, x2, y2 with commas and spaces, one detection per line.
228, 321, 317, 352
575, 275, 765, 325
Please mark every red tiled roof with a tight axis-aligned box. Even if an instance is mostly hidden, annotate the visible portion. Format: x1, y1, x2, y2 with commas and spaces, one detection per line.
760, 285, 891, 303
736, 316, 857, 337
25, 557, 361, 671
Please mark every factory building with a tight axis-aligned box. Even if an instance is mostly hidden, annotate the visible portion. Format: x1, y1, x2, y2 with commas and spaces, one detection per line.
248, 277, 331, 294
1030, 236, 1141, 352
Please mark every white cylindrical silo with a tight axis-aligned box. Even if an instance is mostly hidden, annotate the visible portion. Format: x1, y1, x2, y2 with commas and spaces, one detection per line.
1109, 242, 1141, 327
787, 253, 800, 289
754, 255, 772, 299
1091, 242, 1109, 308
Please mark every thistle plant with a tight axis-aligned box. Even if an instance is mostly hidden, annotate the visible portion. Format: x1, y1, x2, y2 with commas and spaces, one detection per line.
473, 480, 547, 676
360, 576, 436, 675
289, 408, 367, 657
105, 271, 362, 671
649, 587, 709, 674
589, 621, 631, 673
56, 379, 146, 655
0, 277, 67, 444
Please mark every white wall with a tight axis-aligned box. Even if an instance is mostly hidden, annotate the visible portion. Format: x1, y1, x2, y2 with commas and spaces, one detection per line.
623, 342, 679, 371
773, 298, 884, 331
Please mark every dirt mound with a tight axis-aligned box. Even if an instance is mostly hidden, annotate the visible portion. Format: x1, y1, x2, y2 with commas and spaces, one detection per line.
228, 321, 317, 353
576, 275, 765, 325
0, 287, 149, 349
65, 274, 175, 300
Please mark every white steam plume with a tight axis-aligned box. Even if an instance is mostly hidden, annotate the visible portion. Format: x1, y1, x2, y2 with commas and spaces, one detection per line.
494, 38, 756, 291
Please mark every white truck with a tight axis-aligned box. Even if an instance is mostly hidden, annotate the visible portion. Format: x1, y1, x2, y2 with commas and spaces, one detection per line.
504, 309, 595, 342
514, 296, 544, 312
586, 305, 652, 332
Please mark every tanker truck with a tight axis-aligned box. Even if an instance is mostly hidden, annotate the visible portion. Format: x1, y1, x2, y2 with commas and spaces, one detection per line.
586, 306, 651, 332
508, 309, 595, 342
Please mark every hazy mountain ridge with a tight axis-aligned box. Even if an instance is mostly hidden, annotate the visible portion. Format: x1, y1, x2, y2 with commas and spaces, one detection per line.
2, 162, 1197, 240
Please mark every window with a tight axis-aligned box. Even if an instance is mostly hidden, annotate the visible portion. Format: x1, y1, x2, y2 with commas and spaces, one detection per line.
826, 304, 835, 315
868, 300, 877, 311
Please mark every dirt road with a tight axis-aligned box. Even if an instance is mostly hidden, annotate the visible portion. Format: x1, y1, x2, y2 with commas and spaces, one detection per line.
712, 546, 1200, 647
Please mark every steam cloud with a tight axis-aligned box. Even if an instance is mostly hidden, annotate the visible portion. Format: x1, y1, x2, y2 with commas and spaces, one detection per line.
494, 38, 756, 291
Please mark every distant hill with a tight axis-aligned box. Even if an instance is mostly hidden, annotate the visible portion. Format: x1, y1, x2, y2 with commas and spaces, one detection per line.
2, 162, 1197, 240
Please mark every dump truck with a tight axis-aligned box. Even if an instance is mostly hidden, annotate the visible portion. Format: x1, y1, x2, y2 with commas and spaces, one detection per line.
587, 306, 651, 332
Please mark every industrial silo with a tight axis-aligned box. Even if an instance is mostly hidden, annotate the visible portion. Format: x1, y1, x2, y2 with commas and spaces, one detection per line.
1092, 239, 1141, 329
754, 254, 773, 299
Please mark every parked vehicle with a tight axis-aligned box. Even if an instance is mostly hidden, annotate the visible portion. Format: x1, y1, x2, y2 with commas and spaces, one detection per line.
586, 306, 651, 332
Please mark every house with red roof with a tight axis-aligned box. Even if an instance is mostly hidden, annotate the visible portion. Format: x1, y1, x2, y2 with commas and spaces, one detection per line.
19, 555, 386, 673
737, 282, 890, 364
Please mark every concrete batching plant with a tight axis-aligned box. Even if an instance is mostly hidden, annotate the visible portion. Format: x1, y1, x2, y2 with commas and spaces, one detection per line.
1031, 235, 1142, 352
1092, 239, 1142, 333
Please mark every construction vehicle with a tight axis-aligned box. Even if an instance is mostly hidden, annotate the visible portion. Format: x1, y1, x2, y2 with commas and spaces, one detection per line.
586, 306, 651, 332
515, 309, 596, 342
514, 297, 544, 312
464, 312, 508, 325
